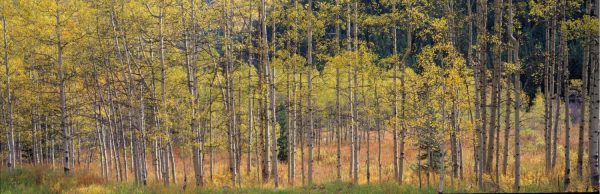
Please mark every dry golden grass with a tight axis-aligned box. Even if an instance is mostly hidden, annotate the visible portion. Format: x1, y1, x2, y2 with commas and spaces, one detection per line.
4, 121, 594, 193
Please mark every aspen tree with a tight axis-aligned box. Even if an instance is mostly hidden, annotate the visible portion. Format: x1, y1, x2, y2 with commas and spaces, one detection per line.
1, 15, 15, 170
577, 0, 592, 178
335, 0, 342, 182
589, 1, 600, 190
510, 0, 521, 190
391, 1, 400, 183
306, 0, 315, 184
561, 0, 571, 189
55, 1, 70, 176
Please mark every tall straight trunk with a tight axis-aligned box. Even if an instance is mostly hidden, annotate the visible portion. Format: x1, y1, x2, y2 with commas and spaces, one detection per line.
345, 0, 353, 180
299, 71, 304, 184
510, 1, 520, 191
375, 87, 382, 182
588, 14, 599, 188
55, 5, 70, 176
447, 1, 459, 180
544, 20, 553, 172
258, 0, 270, 183
286, 50, 292, 185
502, 67, 511, 175
438, 55, 447, 193
32, 111, 38, 165
351, 0, 359, 183
291, 1, 299, 184
514, 56, 521, 193
552, 12, 560, 169
486, 0, 502, 173
335, 0, 342, 181
475, 0, 487, 186
150, 61, 162, 182
306, 0, 315, 184
467, 0, 482, 185
156, 0, 171, 185
451, 95, 459, 178
247, 4, 254, 176
477, 0, 488, 173
290, 50, 298, 187
391, 2, 399, 183
208, 78, 215, 183
269, 9, 278, 188
549, 12, 556, 168
225, 0, 238, 186
1, 16, 15, 170
577, 0, 592, 178
363, 77, 370, 184
135, 37, 148, 183
399, 25, 412, 185
561, 2, 571, 188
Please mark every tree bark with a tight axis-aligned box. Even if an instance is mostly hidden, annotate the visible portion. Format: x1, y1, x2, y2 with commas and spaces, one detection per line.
475, 0, 487, 187
577, 0, 592, 179
561, 1, 571, 189
510, 0, 520, 190
55, 4, 71, 176
486, 0, 502, 173
1, 16, 15, 170
544, 19, 553, 172
335, 0, 342, 182
589, 17, 599, 189
392, 2, 399, 183
307, 0, 315, 184
552, 11, 560, 169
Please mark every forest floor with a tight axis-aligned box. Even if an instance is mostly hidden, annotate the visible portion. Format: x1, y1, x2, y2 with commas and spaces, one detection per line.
0, 122, 596, 193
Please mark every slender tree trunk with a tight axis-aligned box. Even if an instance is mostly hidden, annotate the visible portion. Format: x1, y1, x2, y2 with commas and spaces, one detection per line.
399, 26, 411, 185
510, 1, 520, 190
486, 0, 502, 174
351, 0, 359, 184
588, 15, 599, 189
291, 46, 298, 186
447, 1, 459, 179
561, 1, 571, 189
335, 0, 342, 181
299, 71, 304, 184
226, 0, 239, 186
577, 0, 592, 179
502, 71, 511, 175
391, 3, 399, 182
477, 0, 489, 174
247, 12, 254, 177
588, 2, 599, 190
544, 19, 553, 173
306, 0, 315, 185
475, 0, 486, 187
258, 0, 270, 183
55, 4, 70, 176
362, 76, 370, 184
552, 12, 560, 169
375, 86, 382, 183
269, 9, 278, 187
1, 16, 15, 170
156, 1, 171, 185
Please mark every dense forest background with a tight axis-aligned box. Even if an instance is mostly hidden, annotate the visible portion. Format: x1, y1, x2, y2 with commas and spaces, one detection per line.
0, 0, 598, 193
